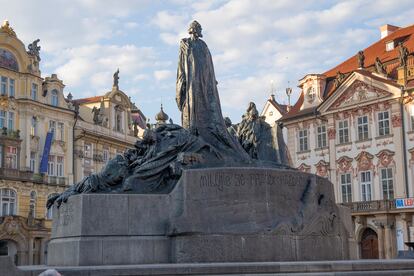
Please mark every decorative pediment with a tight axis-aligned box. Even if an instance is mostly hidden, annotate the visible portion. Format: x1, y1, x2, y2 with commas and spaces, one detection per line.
331, 80, 391, 109
337, 156, 353, 173
376, 150, 395, 167
315, 160, 329, 177
355, 151, 374, 171
297, 163, 311, 173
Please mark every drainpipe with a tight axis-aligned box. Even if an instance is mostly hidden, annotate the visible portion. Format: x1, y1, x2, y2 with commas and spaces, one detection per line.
401, 86, 410, 198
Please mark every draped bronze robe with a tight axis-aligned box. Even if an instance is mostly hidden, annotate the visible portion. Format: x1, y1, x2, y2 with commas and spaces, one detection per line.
176, 37, 249, 161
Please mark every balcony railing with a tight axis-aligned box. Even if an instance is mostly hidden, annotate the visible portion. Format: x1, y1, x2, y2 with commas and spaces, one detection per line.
341, 199, 396, 213
0, 167, 33, 181
46, 176, 67, 186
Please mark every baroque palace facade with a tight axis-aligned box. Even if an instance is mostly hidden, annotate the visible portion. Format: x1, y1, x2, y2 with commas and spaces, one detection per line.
0, 20, 146, 265
279, 24, 414, 259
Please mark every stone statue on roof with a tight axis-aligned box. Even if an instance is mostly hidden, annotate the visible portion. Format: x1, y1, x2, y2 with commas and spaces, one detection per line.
375, 57, 387, 76
398, 42, 409, 67
28, 39, 41, 61
334, 71, 346, 88
357, 50, 365, 68
113, 68, 120, 90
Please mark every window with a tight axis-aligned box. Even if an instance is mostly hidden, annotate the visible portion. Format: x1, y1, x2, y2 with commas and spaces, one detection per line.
49, 120, 56, 139
0, 188, 16, 216
0, 110, 5, 128
0, 77, 6, 96
7, 112, 13, 130
29, 191, 36, 218
47, 155, 55, 176
5, 146, 17, 169
8, 79, 14, 97
381, 168, 394, 200
316, 125, 327, 148
338, 120, 349, 144
116, 112, 122, 132
46, 193, 59, 219
30, 152, 36, 172
340, 173, 352, 203
357, 116, 369, 141
307, 87, 316, 102
378, 111, 390, 136
51, 89, 58, 106
103, 149, 109, 163
31, 83, 38, 100
298, 129, 308, 152
56, 156, 64, 177
84, 143, 92, 158
360, 171, 372, 201
0, 146, 2, 168
386, 41, 394, 51
57, 122, 64, 141
30, 117, 37, 136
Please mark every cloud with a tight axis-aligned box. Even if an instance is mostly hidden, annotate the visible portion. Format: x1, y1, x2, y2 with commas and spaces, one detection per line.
154, 70, 174, 81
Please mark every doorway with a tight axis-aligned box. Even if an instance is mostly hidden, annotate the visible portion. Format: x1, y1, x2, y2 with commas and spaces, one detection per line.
360, 228, 379, 259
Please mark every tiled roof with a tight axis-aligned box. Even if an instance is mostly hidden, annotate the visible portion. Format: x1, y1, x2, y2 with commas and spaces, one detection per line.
281, 24, 414, 122
268, 98, 289, 115
72, 96, 103, 105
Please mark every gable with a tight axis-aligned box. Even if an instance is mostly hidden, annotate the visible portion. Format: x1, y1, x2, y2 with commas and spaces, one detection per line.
318, 71, 399, 113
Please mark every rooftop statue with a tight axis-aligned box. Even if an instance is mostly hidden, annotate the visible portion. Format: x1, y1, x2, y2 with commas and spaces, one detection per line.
113, 68, 120, 89
399, 42, 409, 67
357, 50, 364, 68
47, 21, 288, 208
28, 39, 41, 61
375, 57, 387, 76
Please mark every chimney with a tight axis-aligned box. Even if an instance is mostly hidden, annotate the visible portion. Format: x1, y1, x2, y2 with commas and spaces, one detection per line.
380, 24, 399, 39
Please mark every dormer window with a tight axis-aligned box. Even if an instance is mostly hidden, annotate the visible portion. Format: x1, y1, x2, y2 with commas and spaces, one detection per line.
386, 41, 394, 52
307, 87, 316, 103
51, 89, 59, 106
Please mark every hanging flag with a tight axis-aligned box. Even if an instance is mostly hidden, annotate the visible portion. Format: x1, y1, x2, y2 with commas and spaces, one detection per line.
39, 131, 53, 173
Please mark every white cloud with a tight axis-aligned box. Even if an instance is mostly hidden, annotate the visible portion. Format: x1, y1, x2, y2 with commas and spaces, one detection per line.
154, 70, 173, 81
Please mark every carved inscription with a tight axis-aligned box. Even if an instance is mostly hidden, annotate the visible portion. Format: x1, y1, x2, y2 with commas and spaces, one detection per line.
199, 171, 305, 191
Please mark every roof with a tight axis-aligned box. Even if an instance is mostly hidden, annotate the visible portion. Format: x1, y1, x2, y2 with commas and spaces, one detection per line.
72, 96, 103, 105
267, 95, 289, 115
281, 23, 414, 122
323, 24, 414, 78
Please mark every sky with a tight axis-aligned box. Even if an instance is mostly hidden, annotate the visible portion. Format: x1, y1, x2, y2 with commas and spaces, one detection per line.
1, 0, 414, 123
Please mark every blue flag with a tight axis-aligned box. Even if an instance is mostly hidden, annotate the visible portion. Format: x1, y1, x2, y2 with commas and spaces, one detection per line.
39, 131, 53, 173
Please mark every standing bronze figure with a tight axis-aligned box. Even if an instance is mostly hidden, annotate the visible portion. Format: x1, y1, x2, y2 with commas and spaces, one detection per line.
176, 20, 248, 160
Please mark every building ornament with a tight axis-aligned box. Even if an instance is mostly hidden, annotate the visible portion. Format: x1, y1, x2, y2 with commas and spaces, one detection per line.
334, 71, 346, 88
328, 128, 336, 140
376, 149, 395, 167
391, 113, 402, 127
332, 80, 390, 109
0, 20, 16, 37
398, 42, 410, 67
357, 50, 365, 68
315, 160, 329, 177
336, 156, 353, 173
375, 57, 387, 76
297, 163, 311, 173
27, 39, 41, 61
355, 151, 374, 171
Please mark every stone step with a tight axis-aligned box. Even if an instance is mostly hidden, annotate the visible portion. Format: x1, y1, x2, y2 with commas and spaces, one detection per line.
6, 258, 414, 276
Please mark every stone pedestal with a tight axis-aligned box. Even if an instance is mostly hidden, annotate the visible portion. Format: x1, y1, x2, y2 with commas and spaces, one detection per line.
48, 167, 351, 266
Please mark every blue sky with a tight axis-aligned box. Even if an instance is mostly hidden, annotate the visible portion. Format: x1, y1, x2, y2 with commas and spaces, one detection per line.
1, 0, 414, 123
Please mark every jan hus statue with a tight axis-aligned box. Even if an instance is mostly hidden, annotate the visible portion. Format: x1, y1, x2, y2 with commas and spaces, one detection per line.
176, 20, 248, 160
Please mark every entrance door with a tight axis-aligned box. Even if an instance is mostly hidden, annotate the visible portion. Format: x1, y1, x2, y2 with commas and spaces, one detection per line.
361, 228, 379, 259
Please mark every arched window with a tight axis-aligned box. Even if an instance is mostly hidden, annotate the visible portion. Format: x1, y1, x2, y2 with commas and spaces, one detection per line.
0, 188, 17, 216
46, 193, 59, 219
29, 191, 36, 218
51, 90, 59, 107
0, 48, 19, 71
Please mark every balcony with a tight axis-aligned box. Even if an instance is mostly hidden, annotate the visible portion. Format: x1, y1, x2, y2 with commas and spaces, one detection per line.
0, 127, 20, 139
0, 167, 33, 182
341, 200, 396, 214
46, 176, 67, 186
